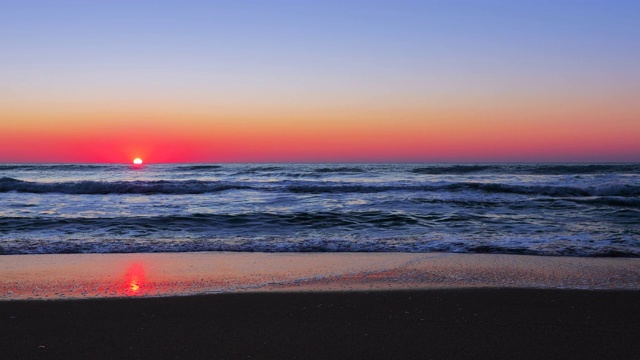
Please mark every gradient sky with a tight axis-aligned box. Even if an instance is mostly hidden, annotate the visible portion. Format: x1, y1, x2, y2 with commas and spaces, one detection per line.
1, 0, 639, 163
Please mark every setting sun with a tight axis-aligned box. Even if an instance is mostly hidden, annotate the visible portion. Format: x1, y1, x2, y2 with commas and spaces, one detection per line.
133, 158, 143, 165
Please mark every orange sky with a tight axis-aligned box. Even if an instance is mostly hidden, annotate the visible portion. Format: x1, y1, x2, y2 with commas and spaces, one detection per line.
2, 89, 638, 162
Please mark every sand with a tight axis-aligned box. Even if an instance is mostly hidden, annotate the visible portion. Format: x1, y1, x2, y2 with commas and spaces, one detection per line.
2, 289, 639, 359
1, 252, 639, 300
1, 252, 639, 359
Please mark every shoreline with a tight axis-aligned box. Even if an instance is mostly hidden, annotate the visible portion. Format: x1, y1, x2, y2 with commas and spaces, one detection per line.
2, 252, 639, 300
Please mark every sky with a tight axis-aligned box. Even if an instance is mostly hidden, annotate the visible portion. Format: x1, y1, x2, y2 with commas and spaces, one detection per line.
1, 0, 639, 163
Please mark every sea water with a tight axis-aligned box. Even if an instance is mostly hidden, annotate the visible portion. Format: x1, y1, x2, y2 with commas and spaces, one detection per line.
1, 163, 638, 256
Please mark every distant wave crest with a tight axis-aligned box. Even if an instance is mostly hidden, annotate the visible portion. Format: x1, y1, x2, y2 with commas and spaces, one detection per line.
411, 164, 640, 175
170, 165, 222, 171
0, 164, 118, 171
314, 167, 365, 173
286, 181, 640, 197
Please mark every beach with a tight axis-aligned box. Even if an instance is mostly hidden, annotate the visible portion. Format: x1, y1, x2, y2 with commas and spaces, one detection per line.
2, 252, 639, 359
2, 0, 640, 356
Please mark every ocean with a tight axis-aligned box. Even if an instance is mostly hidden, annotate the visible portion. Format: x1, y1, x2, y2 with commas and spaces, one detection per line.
1, 163, 638, 257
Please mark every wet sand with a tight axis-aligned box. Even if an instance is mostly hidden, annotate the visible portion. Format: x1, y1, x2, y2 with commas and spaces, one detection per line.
1, 252, 639, 359
2, 252, 639, 299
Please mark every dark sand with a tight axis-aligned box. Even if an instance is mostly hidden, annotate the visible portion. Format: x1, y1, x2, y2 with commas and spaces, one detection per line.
2, 289, 639, 360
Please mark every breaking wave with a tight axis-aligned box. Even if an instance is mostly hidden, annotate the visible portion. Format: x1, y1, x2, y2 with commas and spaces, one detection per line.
1, 233, 637, 257
0, 177, 250, 194
2, 177, 639, 197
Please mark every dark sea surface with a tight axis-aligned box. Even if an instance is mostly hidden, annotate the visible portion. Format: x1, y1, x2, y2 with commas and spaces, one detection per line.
1, 163, 638, 256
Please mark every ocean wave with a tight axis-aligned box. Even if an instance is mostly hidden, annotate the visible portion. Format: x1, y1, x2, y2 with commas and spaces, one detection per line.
170, 165, 223, 171
411, 165, 497, 174
0, 164, 118, 171
0, 177, 250, 194
233, 166, 289, 176
286, 182, 640, 197
526, 164, 640, 175
559, 197, 640, 207
2, 163, 638, 176
463, 183, 640, 197
314, 166, 365, 173
2, 176, 639, 197
0, 211, 424, 232
411, 164, 640, 175
1, 235, 637, 257
244, 166, 285, 172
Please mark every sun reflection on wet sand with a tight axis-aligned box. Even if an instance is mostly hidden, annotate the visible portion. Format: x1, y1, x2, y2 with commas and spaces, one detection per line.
124, 263, 146, 295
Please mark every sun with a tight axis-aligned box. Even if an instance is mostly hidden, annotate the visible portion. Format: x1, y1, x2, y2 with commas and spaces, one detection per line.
133, 158, 143, 165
